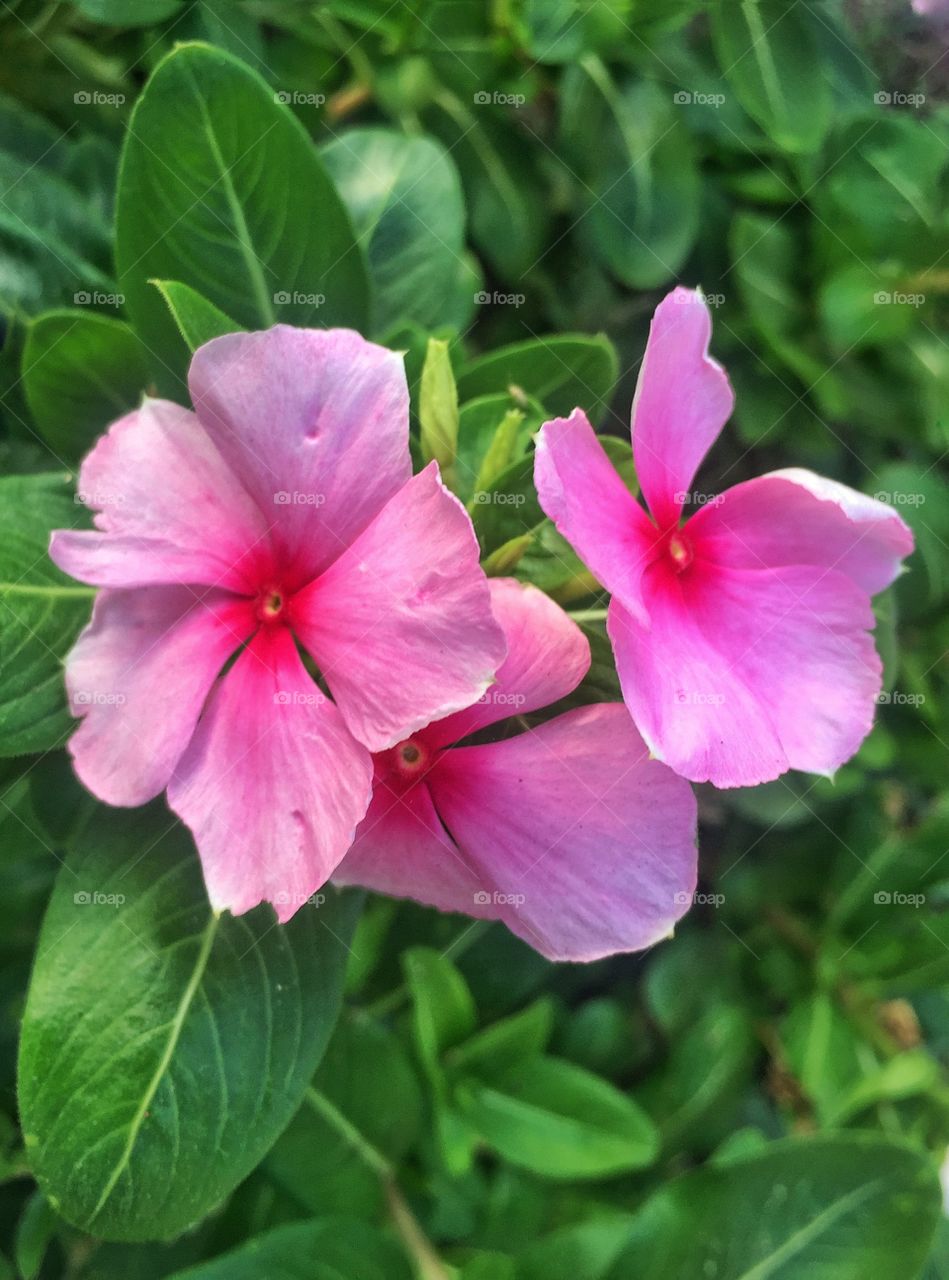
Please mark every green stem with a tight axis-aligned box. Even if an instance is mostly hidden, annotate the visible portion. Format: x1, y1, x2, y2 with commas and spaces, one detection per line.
306, 1089, 453, 1280
568, 607, 608, 623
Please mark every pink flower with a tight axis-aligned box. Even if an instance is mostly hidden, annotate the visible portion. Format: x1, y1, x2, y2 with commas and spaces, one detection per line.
535, 288, 914, 789
333, 578, 698, 961
50, 327, 506, 920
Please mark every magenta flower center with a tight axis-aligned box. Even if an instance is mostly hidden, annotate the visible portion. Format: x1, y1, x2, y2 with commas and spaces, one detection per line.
666, 529, 693, 573
255, 585, 287, 624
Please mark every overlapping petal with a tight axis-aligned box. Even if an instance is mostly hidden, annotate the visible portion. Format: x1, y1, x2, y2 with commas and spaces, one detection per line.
690, 468, 913, 594
332, 774, 482, 913
631, 287, 734, 532
291, 463, 506, 753
609, 559, 882, 787
427, 577, 589, 748
167, 625, 373, 921
188, 326, 411, 589
64, 586, 255, 807
50, 399, 272, 592
428, 705, 698, 961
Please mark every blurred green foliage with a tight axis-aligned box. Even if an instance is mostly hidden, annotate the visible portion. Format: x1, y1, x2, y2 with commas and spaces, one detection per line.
0, 0, 948, 1277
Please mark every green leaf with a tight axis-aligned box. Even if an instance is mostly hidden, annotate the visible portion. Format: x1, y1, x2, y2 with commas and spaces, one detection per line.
18, 805, 360, 1241
73, 0, 184, 25
710, 0, 832, 153
456, 334, 618, 422
0, 473, 93, 757
114, 43, 368, 385
321, 127, 474, 335
404, 946, 477, 1077
164, 1219, 412, 1280
561, 63, 700, 289
457, 1055, 658, 1179
427, 90, 551, 280
607, 1134, 941, 1280
149, 280, 242, 353
14, 1189, 56, 1280
519, 1214, 635, 1280
445, 997, 555, 1085
419, 338, 460, 485
22, 311, 150, 463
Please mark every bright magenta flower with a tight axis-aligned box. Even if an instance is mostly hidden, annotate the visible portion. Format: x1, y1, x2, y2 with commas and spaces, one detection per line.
333, 578, 698, 961
535, 288, 914, 789
50, 327, 505, 920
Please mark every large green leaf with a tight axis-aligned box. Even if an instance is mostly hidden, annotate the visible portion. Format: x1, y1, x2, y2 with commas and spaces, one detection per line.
0, 474, 93, 757
18, 805, 361, 1241
710, 0, 832, 153
22, 311, 150, 463
607, 1134, 941, 1280
114, 42, 368, 384
321, 127, 475, 335
456, 333, 618, 422
561, 62, 700, 289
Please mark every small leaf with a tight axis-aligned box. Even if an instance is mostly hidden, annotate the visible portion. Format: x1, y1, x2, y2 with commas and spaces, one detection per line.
23, 311, 150, 463
149, 280, 242, 353
404, 947, 477, 1078
456, 334, 618, 422
457, 1055, 658, 1179
0, 474, 93, 757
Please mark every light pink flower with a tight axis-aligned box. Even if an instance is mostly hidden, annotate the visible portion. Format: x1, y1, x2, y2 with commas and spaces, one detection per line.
535, 288, 914, 789
50, 327, 505, 920
333, 578, 698, 961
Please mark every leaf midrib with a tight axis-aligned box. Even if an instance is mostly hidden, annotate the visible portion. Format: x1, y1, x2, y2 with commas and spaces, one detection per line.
87, 912, 221, 1226
735, 1176, 887, 1280
184, 62, 277, 328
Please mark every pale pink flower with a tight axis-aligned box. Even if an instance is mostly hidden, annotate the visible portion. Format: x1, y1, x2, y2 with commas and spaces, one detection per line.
50, 327, 505, 920
334, 578, 698, 961
535, 288, 914, 789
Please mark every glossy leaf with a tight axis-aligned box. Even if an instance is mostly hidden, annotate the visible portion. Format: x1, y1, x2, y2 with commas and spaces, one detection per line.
114, 43, 368, 384
19, 804, 360, 1241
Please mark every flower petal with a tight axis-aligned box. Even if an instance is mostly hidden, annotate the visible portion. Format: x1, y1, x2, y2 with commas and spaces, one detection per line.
534, 408, 657, 623
291, 462, 506, 753
64, 587, 255, 807
427, 577, 590, 748
49, 399, 272, 592
609, 558, 882, 787
167, 626, 373, 921
428, 705, 698, 961
632, 288, 734, 532
188, 326, 411, 587
690, 468, 914, 595
333, 778, 482, 913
